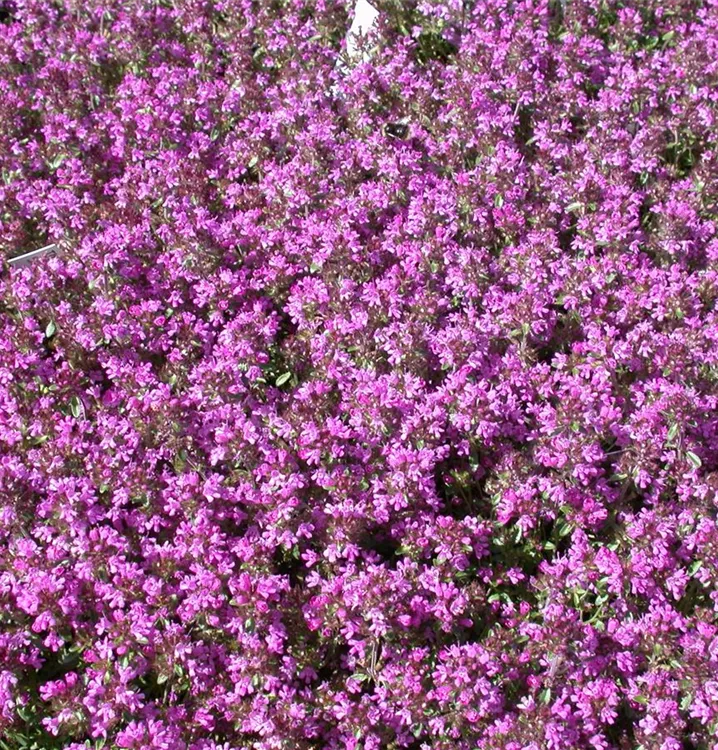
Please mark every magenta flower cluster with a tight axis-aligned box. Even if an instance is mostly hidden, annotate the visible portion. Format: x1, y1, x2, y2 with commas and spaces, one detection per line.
1, 0, 718, 748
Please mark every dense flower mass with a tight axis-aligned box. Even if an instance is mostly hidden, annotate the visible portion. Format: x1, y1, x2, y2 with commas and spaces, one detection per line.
1, 0, 718, 747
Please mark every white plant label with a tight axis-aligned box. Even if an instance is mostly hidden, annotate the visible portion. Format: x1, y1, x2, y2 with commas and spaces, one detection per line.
346, 0, 380, 61
8, 243, 59, 268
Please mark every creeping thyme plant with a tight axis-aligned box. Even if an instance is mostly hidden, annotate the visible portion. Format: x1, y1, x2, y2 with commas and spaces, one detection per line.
1, 0, 718, 748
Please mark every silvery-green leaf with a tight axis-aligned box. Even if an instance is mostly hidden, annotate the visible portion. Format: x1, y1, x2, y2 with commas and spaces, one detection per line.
686, 451, 702, 469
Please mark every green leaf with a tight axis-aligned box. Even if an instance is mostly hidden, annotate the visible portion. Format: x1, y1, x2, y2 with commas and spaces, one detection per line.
275, 372, 292, 387
156, 672, 169, 684
69, 395, 85, 419
566, 202, 583, 212
494, 194, 504, 208
686, 451, 702, 469
688, 560, 703, 576
48, 154, 67, 170
45, 320, 56, 338
666, 423, 679, 442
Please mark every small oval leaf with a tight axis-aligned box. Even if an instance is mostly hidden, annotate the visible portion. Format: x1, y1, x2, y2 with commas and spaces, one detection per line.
686, 451, 702, 469
69, 396, 85, 419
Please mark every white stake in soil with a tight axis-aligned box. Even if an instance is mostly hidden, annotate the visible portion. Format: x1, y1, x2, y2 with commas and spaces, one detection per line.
7, 243, 59, 268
